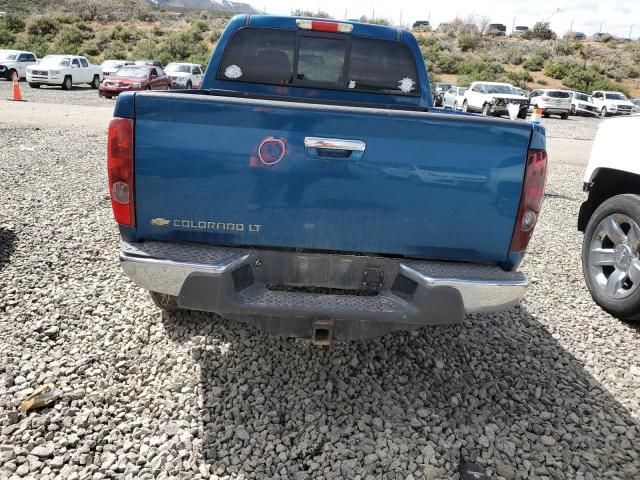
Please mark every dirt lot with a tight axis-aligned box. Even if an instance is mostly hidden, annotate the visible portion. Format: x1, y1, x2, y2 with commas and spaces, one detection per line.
0, 90, 638, 480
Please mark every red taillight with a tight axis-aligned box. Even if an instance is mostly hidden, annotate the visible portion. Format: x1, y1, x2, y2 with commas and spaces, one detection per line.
510, 149, 548, 252
296, 19, 353, 33
107, 117, 135, 227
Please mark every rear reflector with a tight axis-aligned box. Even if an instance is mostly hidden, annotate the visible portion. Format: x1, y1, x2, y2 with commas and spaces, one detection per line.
510, 149, 548, 252
296, 19, 353, 33
107, 117, 135, 227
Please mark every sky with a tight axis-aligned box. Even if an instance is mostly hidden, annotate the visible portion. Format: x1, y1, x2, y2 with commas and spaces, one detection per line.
255, 0, 640, 39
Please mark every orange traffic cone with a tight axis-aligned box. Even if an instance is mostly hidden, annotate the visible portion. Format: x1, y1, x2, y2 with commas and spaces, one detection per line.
9, 71, 25, 102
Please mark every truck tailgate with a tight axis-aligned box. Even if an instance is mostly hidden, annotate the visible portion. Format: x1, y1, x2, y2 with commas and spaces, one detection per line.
132, 93, 533, 264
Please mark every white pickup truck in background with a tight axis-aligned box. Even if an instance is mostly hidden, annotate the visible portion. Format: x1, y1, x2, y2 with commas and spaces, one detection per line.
27, 55, 103, 90
0, 50, 38, 80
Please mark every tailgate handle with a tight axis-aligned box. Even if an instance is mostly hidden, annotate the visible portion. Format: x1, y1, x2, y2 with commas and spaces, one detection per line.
304, 137, 366, 160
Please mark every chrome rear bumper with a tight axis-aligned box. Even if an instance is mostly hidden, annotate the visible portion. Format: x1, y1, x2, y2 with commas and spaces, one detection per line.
120, 241, 527, 339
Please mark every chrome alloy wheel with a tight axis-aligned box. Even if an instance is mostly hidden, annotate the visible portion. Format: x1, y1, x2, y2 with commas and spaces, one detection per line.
588, 213, 640, 299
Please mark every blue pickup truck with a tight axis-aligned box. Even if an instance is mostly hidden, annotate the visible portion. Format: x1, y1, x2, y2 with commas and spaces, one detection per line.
107, 15, 547, 343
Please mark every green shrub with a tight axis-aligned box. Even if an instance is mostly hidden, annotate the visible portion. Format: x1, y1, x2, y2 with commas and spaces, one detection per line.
153, 25, 163, 37
293, 9, 331, 18
358, 16, 390, 26
3, 14, 26, 33
523, 22, 556, 40
417, 35, 438, 48
535, 48, 551, 60
552, 40, 573, 56
456, 75, 474, 87
504, 69, 533, 86
12, 35, 50, 57
132, 39, 158, 61
210, 29, 222, 43
522, 54, 546, 71
457, 34, 478, 52
457, 57, 504, 82
504, 47, 523, 65
563, 67, 630, 97
158, 30, 209, 65
55, 25, 86, 52
538, 79, 548, 86
428, 52, 462, 74
0, 27, 16, 46
192, 19, 209, 33
51, 13, 80, 24
111, 25, 143, 43
27, 16, 60, 38
543, 61, 575, 79
622, 66, 640, 79
76, 23, 94, 34
101, 40, 129, 61
81, 41, 101, 57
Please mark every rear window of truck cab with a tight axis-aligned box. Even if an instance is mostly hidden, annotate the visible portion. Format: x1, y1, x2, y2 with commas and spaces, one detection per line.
217, 27, 419, 96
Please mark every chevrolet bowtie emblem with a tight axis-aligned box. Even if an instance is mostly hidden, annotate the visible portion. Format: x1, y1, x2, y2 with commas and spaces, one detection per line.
151, 218, 170, 226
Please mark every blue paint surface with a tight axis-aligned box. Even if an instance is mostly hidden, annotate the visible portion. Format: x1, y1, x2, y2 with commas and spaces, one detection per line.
130, 94, 533, 264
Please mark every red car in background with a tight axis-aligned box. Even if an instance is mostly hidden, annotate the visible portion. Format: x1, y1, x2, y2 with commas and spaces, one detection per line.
98, 65, 171, 99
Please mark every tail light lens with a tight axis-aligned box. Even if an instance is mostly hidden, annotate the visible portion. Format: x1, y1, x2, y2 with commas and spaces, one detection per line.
296, 19, 353, 32
510, 149, 548, 252
107, 117, 135, 227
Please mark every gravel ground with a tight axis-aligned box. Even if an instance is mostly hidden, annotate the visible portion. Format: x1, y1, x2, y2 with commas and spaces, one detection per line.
0, 79, 112, 108
537, 115, 602, 141
1, 114, 639, 480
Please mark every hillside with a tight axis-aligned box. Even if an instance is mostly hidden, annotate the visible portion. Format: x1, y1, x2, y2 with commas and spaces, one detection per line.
415, 28, 640, 97
148, 0, 258, 14
0, 5, 638, 96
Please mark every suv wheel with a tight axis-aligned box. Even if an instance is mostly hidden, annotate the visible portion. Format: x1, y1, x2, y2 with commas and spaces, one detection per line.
90, 75, 100, 89
481, 103, 491, 116
462, 100, 469, 112
560, 112, 569, 120
62, 76, 72, 90
601, 107, 608, 117
582, 194, 640, 321
570, 105, 576, 115
186, 80, 192, 89
453, 101, 458, 110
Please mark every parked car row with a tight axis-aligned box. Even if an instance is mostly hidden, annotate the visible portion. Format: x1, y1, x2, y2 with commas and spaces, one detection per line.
437, 81, 637, 120
98, 61, 203, 98
0, 49, 204, 96
98, 65, 171, 99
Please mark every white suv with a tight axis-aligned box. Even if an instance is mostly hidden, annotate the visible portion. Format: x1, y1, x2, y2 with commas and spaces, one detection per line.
462, 82, 529, 118
528, 89, 571, 119
579, 116, 640, 320
27, 55, 103, 90
0, 50, 38, 80
164, 63, 204, 89
592, 91, 634, 117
